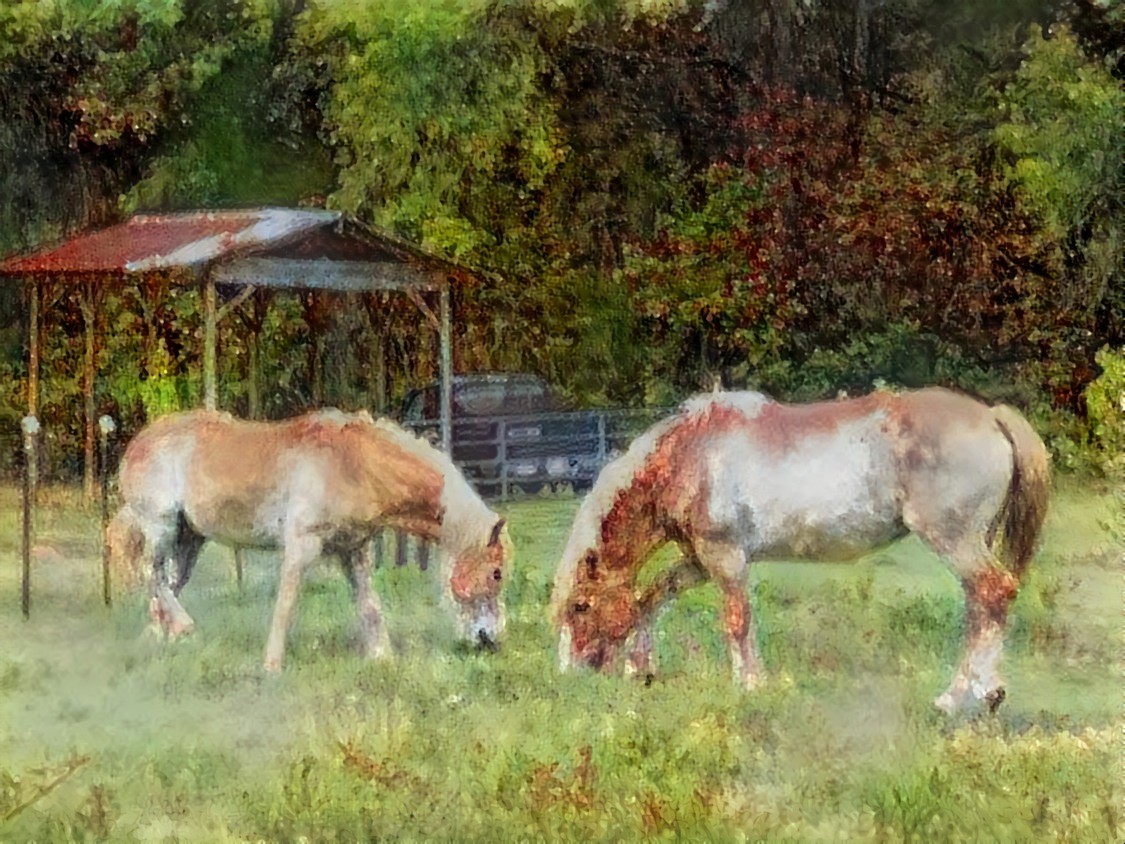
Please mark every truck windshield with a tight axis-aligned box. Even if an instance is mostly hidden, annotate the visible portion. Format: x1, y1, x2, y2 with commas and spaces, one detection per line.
403, 378, 552, 421
457, 382, 548, 415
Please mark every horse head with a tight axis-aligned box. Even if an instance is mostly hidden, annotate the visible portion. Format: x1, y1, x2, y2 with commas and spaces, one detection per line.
556, 546, 643, 672
448, 517, 512, 651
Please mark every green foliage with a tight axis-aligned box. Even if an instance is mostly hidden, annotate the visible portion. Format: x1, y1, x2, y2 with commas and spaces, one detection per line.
1084, 346, 1125, 475
994, 25, 1125, 243
302, 0, 562, 257
992, 24, 1125, 347
1, 0, 1123, 474
0, 1, 291, 253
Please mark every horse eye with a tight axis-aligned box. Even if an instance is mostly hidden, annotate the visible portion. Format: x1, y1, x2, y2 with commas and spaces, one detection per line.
584, 551, 599, 580
572, 601, 590, 613
491, 568, 502, 581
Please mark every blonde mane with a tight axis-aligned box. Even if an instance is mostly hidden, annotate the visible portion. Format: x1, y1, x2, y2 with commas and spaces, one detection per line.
368, 416, 497, 554
550, 391, 770, 623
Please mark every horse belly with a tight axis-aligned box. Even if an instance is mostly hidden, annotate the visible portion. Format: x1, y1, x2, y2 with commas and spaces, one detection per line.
711, 422, 905, 561
184, 490, 287, 550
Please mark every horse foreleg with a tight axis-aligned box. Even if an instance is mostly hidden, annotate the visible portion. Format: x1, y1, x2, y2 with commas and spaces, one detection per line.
720, 578, 766, 690
342, 544, 392, 661
263, 534, 321, 673
936, 560, 1020, 714
694, 538, 763, 690
628, 556, 709, 679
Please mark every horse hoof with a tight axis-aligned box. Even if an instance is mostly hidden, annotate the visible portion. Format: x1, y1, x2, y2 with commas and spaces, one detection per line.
985, 687, 1006, 713
476, 629, 500, 653
741, 673, 766, 692
167, 620, 195, 639
933, 692, 958, 714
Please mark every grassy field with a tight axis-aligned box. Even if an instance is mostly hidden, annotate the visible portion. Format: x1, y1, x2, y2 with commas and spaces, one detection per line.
0, 480, 1120, 842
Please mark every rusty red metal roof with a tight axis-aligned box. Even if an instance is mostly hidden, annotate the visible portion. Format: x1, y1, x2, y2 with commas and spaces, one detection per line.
0, 208, 342, 276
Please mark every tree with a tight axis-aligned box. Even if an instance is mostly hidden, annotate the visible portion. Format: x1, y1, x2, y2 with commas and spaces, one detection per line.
992, 24, 1125, 346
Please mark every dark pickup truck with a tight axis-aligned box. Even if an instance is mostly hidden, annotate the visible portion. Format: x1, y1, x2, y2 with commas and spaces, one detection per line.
401, 373, 606, 497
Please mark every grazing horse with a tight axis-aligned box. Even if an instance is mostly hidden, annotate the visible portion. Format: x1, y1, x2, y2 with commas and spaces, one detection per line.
551, 388, 1049, 713
114, 408, 511, 672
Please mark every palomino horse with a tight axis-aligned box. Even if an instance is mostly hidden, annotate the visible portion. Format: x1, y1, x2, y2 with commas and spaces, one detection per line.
114, 408, 512, 672
551, 388, 1049, 713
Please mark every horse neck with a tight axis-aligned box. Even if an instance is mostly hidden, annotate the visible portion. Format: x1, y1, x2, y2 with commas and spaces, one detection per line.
599, 480, 668, 578
436, 470, 496, 555
344, 424, 450, 543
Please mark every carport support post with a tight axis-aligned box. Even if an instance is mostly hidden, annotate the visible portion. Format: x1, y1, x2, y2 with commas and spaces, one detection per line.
203, 271, 217, 411
80, 278, 99, 502
435, 278, 452, 574
439, 278, 452, 455
99, 415, 116, 607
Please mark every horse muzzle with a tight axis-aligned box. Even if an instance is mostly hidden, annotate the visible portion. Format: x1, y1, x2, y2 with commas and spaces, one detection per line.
558, 624, 615, 672
462, 599, 504, 653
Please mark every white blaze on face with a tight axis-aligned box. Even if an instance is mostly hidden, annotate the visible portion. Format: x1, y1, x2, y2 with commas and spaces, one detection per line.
557, 624, 574, 672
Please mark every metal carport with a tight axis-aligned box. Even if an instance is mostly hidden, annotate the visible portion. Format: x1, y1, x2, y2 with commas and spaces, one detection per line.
0, 207, 475, 614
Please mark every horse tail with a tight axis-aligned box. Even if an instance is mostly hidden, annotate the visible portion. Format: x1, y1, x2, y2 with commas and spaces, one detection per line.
991, 405, 1050, 577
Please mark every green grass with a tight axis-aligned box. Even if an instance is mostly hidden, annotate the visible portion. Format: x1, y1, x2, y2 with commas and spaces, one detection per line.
0, 481, 1120, 842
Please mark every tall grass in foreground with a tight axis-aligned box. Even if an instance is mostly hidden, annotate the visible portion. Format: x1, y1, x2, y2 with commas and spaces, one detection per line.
0, 481, 1119, 842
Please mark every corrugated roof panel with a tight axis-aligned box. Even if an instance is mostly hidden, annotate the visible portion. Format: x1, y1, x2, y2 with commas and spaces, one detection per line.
0, 208, 341, 275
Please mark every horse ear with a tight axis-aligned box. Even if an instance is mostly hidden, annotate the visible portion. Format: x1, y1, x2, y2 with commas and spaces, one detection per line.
488, 518, 506, 547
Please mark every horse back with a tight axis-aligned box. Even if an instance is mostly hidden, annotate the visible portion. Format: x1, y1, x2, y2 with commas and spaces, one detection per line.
693, 394, 905, 558
183, 414, 438, 542
682, 389, 1015, 561
121, 410, 445, 548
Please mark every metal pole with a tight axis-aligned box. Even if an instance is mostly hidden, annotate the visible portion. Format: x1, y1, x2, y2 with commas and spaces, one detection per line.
395, 529, 408, 568
203, 272, 217, 411
438, 279, 453, 455
21, 416, 39, 620
499, 419, 509, 503
26, 278, 39, 492
99, 415, 116, 607
81, 279, 97, 502
596, 411, 607, 467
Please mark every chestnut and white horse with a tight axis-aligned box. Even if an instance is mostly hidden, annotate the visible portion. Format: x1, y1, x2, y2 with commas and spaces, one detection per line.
551, 388, 1049, 713
114, 408, 511, 672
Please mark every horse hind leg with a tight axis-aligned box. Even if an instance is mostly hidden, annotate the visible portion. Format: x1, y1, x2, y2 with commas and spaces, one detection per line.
171, 514, 206, 596
339, 544, 392, 661
932, 541, 1020, 715
141, 514, 196, 639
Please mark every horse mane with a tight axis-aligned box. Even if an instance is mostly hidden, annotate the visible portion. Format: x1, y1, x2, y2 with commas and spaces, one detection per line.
365, 415, 497, 552
550, 391, 771, 624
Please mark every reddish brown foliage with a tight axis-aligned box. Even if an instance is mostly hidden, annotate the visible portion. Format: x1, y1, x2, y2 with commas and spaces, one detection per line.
631, 86, 1069, 391
338, 740, 418, 789
528, 745, 596, 814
